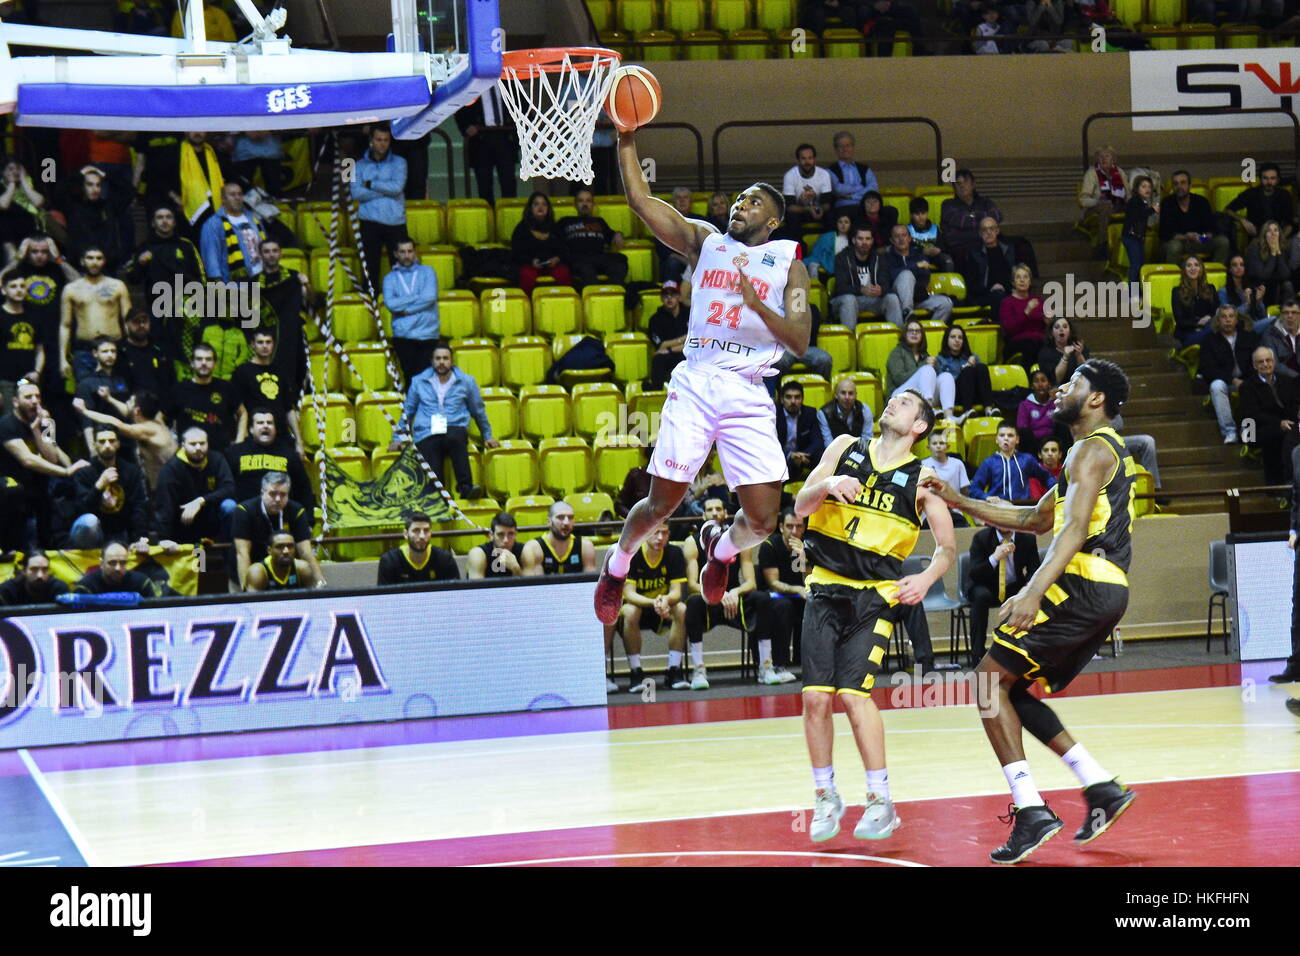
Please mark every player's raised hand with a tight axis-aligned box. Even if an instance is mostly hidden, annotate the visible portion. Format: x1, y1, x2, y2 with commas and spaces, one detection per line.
825, 474, 862, 503
919, 475, 959, 505
997, 589, 1041, 633
895, 573, 928, 605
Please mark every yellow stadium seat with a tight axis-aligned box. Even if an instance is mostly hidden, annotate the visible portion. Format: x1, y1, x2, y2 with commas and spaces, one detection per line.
310, 247, 362, 298
586, 0, 614, 31
712, 0, 750, 30
855, 323, 901, 378
598, 28, 631, 54
606, 331, 652, 385
471, 386, 519, 442
1111, 0, 1142, 23
539, 436, 595, 497
621, 239, 656, 282
962, 416, 1002, 464
592, 198, 635, 238
501, 335, 553, 389
571, 381, 624, 441
1180, 23, 1216, 48
354, 390, 404, 449
920, 319, 947, 357
619, 0, 658, 31
485, 439, 539, 499
278, 247, 307, 275
566, 490, 617, 523
439, 496, 499, 555
332, 296, 377, 344
1144, 271, 1182, 320
879, 192, 912, 225
446, 198, 494, 246
806, 277, 828, 317
296, 202, 340, 249
665, 0, 704, 30
370, 445, 399, 476
684, 28, 724, 59
320, 444, 370, 481
964, 325, 1002, 366
988, 364, 1029, 392
437, 289, 479, 340
823, 27, 863, 57
404, 200, 445, 246
550, 334, 613, 390
495, 197, 528, 245
1221, 23, 1261, 47
518, 384, 572, 440
298, 393, 353, 450
728, 27, 770, 58
582, 284, 628, 335
756, 0, 794, 30
775, 26, 818, 58
505, 493, 555, 530
1138, 22, 1178, 50
308, 344, 342, 392
636, 29, 678, 61
781, 373, 831, 409
451, 337, 500, 387
532, 286, 583, 338
848, 372, 883, 417
636, 287, 661, 331
817, 324, 855, 375
343, 343, 393, 395
625, 381, 666, 443
417, 244, 459, 291
480, 287, 532, 339
1147, 0, 1184, 23
594, 435, 649, 494
1212, 182, 1250, 213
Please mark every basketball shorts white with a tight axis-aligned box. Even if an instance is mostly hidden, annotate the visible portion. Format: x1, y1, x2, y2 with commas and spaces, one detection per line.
649, 361, 789, 488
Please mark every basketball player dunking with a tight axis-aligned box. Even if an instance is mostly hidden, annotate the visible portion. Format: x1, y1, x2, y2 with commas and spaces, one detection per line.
594, 130, 812, 626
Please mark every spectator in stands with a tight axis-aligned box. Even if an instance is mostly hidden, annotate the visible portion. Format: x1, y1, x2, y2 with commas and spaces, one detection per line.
511, 192, 572, 295
0, 380, 86, 551
65, 425, 151, 550
555, 188, 628, 289
382, 237, 440, 388
973, 6, 1006, 53
968, 420, 1056, 501
454, 86, 518, 205
0, 160, 46, 264
60, 247, 130, 384
1221, 253, 1268, 330
907, 197, 955, 273
119, 308, 175, 398
1017, 368, 1071, 455
377, 511, 459, 585
1025, 0, 1074, 52
1038, 315, 1089, 387
863, 0, 925, 55
64, 166, 131, 271
521, 500, 597, 575
351, 125, 407, 294
1190, 0, 1247, 21
999, 263, 1050, 365
758, 508, 810, 672
922, 428, 969, 527
705, 191, 731, 233
0, 274, 39, 409
125, 206, 204, 360
75, 390, 174, 492
0, 550, 68, 606
821, 376, 874, 438
467, 510, 524, 578
391, 340, 494, 500
617, 520, 689, 691
231, 131, 284, 200
199, 180, 265, 282
856, 191, 898, 249
941, 169, 1002, 266
887, 319, 957, 417
807, 212, 853, 282
73, 336, 133, 454
1160, 170, 1229, 265
225, 409, 315, 514
174, 131, 228, 233
832, 224, 899, 328
881, 224, 952, 325
1121, 174, 1159, 285
1246, 220, 1292, 306
258, 238, 312, 389
74, 541, 166, 596
231, 329, 300, 451
231, 470, 323, 590
654, 187, 695, 285
1239, 346, 1296, 485
1111, 415, 1167, 501
802, 0, 866, 33
777, 379, 831, 481
1226, 163, 1294, 241
966, 525, 1042, 660
154, 425, 236, 544
1172, 253, 1219, 348
3, 236, 78, 406
1078, 146, 1128, 260
1261, 297, 1300, 378
646, 280, 688, 389
116, 0, 169, 35
828, 132, 878, 217
782, 143, 834, 235
244, 529, 315, 591
683, 465, 732, 517
1199, 304, 1259, 444
171, 342, 239, 454
1029, 437, 1064, 499
936, 323, 995, 417
964, 216, 1015, 315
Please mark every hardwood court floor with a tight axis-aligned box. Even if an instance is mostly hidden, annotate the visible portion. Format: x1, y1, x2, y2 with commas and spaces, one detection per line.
7, 662, 1299, 867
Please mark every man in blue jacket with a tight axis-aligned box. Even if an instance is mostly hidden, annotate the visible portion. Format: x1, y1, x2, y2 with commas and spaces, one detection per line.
199, 181, 265, 282
390, 340, 498, 500
382, 237, 439, 387
352, 125, 408, 295
968, 420, 1056, 503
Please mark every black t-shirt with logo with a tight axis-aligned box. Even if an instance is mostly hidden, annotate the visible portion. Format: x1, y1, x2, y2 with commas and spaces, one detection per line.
12, 260, 65, 391
0, 306, 39, 381
171, 377, 239, 452
626, 543, 687, 599
231, 360, 293, 434
555, 215, 615, 258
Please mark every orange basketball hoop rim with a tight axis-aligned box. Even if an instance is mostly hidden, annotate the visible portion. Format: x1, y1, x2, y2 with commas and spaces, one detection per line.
500, 46, 621, 78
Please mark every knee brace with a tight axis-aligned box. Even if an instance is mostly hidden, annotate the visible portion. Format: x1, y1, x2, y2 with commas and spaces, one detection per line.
1009, 680, 1065, 746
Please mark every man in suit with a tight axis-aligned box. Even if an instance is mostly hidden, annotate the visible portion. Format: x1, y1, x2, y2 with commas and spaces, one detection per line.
966, 526, 1042, 661
775, 379, 831, 481
1239, 346, 1297, 485
454, 87, 518, 204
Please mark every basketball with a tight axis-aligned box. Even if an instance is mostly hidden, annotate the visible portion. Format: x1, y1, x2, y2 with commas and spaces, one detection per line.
605, 65, 662, 132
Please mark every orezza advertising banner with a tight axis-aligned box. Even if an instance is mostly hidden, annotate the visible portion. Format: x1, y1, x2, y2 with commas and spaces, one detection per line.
1129, 49, 1300, 129
0, 579, 606, 749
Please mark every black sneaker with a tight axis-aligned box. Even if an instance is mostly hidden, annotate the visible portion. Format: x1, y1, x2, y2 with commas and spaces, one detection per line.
1268, 666, 1300, 684
627, 668, 649, 694
1074, 779, 1136, 844
990, 803, 1063, 865
666, 666, 691, 690
1287, 697, 1300, 718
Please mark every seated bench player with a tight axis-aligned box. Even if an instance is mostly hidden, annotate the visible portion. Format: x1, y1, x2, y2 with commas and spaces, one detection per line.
247, 529, 318, 591
377, 510, 460, 585
615, 520, 689, 692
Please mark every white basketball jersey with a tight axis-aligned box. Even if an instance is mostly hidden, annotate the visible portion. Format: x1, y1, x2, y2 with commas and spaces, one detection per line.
685, 234, 797, 378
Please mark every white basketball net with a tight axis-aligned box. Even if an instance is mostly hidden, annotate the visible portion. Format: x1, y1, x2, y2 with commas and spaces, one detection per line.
498, 49, 620, 185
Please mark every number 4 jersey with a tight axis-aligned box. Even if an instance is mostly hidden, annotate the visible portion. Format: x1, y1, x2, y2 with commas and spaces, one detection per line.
685, 233, 799, 378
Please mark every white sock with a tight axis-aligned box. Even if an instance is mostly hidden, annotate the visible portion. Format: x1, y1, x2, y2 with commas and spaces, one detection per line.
607, 545, 634, 577
813, 765, 835, 791
1062, 743, 1111, 788
1003, 761, 1043, 808
667, 649, 683, 669
758, 640, 772, 667
627, 653, 641, 670
689, 643, 704, 668
867, 768, 890, 802
713, 526, 741, 562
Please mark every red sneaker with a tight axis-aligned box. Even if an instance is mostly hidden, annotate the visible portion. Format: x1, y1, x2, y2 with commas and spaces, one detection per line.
593, 551, 627, 625
699, 520, 733, 605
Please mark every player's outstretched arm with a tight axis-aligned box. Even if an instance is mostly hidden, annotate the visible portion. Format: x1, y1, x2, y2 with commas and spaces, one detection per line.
618, 131, 710, 261
794, 434, 859, 518
919, 474, 1055, 534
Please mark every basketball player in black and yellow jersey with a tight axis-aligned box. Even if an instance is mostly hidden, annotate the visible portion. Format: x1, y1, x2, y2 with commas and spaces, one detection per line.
618, 521, 689, 692
246, 530, 317, 591
922, 359, 1139, 864
522, 500, 597, 576
377, 511, 460, 585
795, 389, 956, 843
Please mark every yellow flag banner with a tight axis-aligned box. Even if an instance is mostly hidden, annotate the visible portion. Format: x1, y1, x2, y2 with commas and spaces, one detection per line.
0, 546, 200, 595
324, 444, 454, 531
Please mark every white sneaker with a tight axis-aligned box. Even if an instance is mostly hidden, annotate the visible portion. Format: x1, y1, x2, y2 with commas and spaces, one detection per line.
758, 661, 783, 685
773, 666, 797, 684
810, 788, 845, 842
690, 666, 710, 690
854, 792, 901, 839
1224, 431, 1239, 444
606, 677, 618, 693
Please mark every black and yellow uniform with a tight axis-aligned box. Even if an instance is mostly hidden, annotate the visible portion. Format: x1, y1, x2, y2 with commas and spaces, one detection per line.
258, 556, 303, 591
535, 533, 586, 574
802, 435, 926, 696
684, 558, 767, 647
990, 426, 1134, 694
377, 543, 460, 585
622, 543, 687, 633
472, 540, 524, 578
